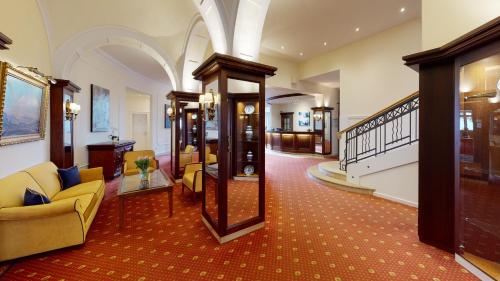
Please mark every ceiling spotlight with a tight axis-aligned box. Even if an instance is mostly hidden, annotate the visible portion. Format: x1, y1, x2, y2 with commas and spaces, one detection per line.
280, 45, 285, 50
323, 42, 327, 46
299, 52, 304, 56
355, 27, 360, 32
400, 7, 406, 13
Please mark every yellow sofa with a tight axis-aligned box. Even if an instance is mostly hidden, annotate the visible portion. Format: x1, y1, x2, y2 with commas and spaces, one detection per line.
0, 162, 105, 262
122, 150, 159, 176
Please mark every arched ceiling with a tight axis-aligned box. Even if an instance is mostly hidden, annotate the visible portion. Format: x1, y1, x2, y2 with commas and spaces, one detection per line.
181, 17, 211, 92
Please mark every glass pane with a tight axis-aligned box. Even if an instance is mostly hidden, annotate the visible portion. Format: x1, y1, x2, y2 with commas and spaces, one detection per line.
63, 92, 72, 147
204, 79, 219, 226
228, 78, 260, 227
325, 111, 331, 154
458, 53, 500, 279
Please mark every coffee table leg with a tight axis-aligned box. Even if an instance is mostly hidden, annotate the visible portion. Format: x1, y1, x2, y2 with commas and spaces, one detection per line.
168, 189, 173, 217
119, 197, 124, 228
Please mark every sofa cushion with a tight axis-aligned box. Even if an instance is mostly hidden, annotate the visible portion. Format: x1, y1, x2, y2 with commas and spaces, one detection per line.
51, 180, 103, 201
0, 172, 48, 208
24, 162, 62, 199
57, 166, 81, 189
24, 188, 51, 206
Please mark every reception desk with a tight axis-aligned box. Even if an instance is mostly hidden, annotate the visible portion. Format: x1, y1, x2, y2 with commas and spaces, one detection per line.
265, 131, 318, 153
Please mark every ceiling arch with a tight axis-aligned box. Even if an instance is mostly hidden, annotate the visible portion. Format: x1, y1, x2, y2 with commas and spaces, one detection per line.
52, 25, 180, 90
191, 0, 228, 54
181, 15, 211, 92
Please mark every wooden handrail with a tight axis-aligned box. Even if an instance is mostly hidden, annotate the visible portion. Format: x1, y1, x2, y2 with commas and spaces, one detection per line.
337, 91, 419, 138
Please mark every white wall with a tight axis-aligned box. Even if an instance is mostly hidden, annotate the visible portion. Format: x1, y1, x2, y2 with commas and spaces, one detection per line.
300, 20, 421, 130
422, 0, 500, 49
0, 0, 52, 178
66, 50, 172, 167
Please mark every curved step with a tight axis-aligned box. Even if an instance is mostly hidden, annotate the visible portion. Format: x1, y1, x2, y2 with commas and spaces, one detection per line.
317, 161, 346, 180
307, 165, 374, 195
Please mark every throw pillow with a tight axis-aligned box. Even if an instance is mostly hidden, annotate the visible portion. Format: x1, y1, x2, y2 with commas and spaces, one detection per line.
57, 166, 81, 189
24, 188, 51, 206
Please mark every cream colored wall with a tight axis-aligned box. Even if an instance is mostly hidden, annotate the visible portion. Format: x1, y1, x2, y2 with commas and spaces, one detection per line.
300, 20, 421, 130
260, 54, 300, 89
422, 0, 500, 49
0, 0, 52, 178
125, 90, 151, 150
67, 51, 172, 167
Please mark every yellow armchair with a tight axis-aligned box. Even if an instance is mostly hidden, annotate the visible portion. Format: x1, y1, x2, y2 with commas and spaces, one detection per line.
123, 150, 159, 176
182, 162, 202, 202
205, 146, 217, 165
179, 145, 195, 169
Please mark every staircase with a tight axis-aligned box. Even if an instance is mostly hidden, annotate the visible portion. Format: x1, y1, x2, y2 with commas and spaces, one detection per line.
307, 161, 375, 194
308, 92, 419, 206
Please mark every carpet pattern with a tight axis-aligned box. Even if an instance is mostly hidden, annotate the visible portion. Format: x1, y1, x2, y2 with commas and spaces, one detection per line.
1, 154, 476, 281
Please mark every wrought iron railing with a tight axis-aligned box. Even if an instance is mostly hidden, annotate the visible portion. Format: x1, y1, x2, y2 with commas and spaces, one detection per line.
338, 92, 419, 171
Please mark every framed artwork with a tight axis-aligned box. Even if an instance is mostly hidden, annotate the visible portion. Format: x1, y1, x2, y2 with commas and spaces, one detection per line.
164, 104, 171, 128
91, 84, 110, 132
0, 62, 49, 146
298, 111, 310, 127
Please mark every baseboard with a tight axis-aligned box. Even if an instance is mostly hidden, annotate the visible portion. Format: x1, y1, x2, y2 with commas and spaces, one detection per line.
455, 254, 495, 281
373, 192, 418, 208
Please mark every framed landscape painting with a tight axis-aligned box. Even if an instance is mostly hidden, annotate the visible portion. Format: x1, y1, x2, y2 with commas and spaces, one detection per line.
91, 84, 110, 132
0, 62, 49, 146
298, 111, 310, 127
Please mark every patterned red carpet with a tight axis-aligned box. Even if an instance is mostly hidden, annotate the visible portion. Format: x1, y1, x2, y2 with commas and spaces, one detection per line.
1, 154, 476, 281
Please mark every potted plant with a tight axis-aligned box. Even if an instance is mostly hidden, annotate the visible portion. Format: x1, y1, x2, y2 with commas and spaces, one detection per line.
135, 156, 151, 188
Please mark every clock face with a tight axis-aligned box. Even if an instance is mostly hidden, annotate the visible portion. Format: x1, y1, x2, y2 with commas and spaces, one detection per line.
244, 104, 255, 114
243, 165, 255, 175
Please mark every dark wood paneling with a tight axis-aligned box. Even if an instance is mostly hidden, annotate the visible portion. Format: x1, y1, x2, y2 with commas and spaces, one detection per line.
0, 32, 12, 50
265, 132, 317, 153
87, 140, 135, 179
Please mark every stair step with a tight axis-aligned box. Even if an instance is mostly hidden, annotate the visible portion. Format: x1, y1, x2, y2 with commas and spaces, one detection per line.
307, 166, 374, 195
318, 161, 347, 180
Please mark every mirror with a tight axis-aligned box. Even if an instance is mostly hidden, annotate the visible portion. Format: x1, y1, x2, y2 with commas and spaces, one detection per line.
204, 79, 219, 225
63, 92, 72, 148
325, 111, 332, 154
227, 78, 260, 227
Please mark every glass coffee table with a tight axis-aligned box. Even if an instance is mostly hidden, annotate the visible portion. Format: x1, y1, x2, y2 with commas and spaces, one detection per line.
118, 169, 174, 228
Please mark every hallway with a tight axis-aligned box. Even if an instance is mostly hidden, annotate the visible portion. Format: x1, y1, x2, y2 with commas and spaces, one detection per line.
2, 154, 475, 281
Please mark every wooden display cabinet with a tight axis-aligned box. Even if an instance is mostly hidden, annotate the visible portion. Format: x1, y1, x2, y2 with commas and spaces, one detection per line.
404, 17, 500, 280
193, 53, 276, 243
50, 79, 80, 168
312, 106, 333, 155
166, 91, 201, 179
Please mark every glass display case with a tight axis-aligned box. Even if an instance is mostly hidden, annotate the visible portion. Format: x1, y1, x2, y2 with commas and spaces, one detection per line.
312, 106, 333, 155
193, 53, 276, 243
457, 53, 500, 280
166, 91, 201, 179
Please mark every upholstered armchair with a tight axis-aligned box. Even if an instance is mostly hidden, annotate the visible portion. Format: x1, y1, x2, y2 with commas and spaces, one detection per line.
182, 163, 202, 201
179, 145, 195, 170
205, 146, 217, 165
122, 150, 159, 176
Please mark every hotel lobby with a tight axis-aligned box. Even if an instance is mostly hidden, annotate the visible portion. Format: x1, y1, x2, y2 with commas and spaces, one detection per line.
0, 1, 499, 280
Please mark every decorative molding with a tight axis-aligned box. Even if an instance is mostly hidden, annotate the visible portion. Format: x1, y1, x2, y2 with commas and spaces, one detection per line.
266, 93, 306, 101
0, 33, 12, 50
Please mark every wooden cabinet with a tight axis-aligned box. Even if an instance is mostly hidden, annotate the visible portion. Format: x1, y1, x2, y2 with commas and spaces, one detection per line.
50, 79, 80, 168
265, 132, 317, 153
87, 140, 135, 179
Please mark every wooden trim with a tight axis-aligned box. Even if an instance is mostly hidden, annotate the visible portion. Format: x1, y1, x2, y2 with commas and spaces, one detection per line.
337, 91, 419, 137
266, 93, 306, 101
403, 16, 500, 70
166, 91, 199, 101
0, 32, 12, 50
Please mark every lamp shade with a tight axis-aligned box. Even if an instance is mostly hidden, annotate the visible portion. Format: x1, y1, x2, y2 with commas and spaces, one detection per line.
198, 94, 205, 104
167, 107, 173, 116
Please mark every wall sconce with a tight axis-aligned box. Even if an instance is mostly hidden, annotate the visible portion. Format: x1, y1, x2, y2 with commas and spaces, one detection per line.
313, 113, 323, 121
167, 102, 176, 121
199, 89, 218, 121
65, 99, 81, 120
17, 66, 56, 84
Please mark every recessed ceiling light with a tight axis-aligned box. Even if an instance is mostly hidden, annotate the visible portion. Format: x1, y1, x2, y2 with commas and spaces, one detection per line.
280, 45, 285, 50
400, 7, 406, 13
323, 42, 327, 46
355, 27, 360, 32
299, 52, 304, 56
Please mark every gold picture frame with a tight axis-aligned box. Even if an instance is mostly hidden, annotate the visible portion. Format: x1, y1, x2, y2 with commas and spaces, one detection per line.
0, 62, 49, 146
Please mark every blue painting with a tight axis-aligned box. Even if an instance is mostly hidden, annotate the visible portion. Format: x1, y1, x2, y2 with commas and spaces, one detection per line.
164, 104, 171, 128
298, 111, 310, 126
91, 84, 110, 132
2, 75, 43, 137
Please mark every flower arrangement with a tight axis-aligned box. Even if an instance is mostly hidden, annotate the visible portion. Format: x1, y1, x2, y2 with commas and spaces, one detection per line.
135, 157, 151, 188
